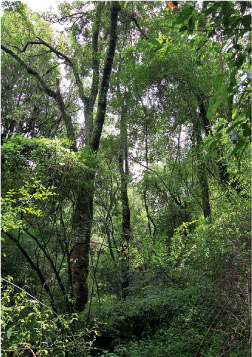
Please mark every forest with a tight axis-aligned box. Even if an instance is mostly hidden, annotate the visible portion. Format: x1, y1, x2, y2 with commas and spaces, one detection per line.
1, 1, 251, 356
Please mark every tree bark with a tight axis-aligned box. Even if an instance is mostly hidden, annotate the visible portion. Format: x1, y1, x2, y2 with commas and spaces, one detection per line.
2, 1, 121, 313
90, 2, 121, 153
118, 105, 131, 299
70, 1, 120, 311
84, 2, 103, 146
70, 168, 95, 311
193, 120, 211, 218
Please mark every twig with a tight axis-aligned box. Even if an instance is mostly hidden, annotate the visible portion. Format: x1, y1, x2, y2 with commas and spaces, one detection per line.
86, 240, 105, 324
194, 299, 230, 357
26, 346, 36, 357
131, 14, 149, 39
1, 278, 57, 314
152, 250, 181, 286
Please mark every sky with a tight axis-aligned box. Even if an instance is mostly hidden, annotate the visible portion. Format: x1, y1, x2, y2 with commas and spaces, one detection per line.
24, 0, 61, 13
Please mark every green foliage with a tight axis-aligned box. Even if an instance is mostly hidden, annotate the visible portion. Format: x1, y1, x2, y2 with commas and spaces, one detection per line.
202, 115, 251, 169
87, 267, 250, 356
2, 2, 250, 356
91, 195, 250, 356
170, 202, 250, 275
154, 1, 251, 164
2, 179, 55, 232
2, 135, 92, 192
1, 277, 97, 356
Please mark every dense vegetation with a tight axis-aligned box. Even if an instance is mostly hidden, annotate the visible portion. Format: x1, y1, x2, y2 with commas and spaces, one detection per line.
1, 1, 251, 356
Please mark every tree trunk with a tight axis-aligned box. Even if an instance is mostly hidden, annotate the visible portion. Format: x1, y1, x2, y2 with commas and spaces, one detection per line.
193, 120, 211, 218
197, 96, 243, 195
118, 105, 131, 299
70, 2, 120, 311
70, 169, 95, 311
2, 1, 121, 313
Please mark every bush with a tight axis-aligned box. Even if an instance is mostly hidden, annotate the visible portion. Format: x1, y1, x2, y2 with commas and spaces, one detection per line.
1, 277, 97, 356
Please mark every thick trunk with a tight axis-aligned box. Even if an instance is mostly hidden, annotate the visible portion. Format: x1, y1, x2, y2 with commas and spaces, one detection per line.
84, 101, 93, 146
193, 120, 211, 218
143, 111, 152, 237
197, 162, 212, 218
70, 170, 95, 311
84, 2, 103, 146
137, 93, 156, 238
70, 2, 120, 311
2, 2, 121, 313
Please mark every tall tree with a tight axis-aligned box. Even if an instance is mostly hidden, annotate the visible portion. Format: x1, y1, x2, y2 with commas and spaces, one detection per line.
118, 97, 131, 298
2, 1, 121, 312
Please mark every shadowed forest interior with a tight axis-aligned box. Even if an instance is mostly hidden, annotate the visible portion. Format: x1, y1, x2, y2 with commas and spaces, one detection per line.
1, 1, 251, 356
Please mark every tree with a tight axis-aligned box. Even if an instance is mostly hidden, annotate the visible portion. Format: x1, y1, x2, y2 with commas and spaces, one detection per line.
2, 1, 121, 312
170, 1, 251, 163
1, 2, 250, 356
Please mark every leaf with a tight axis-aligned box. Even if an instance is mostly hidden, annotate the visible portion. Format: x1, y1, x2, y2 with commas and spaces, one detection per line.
207, 95, 218, 120
208, 151, 218, 159
241, 122, 251, 137
148, 39, 160, 46
181, 5, 193, 20
241, 15, 251, 28
188, 16, 195, 30
179, 25, 188, 32
176, 15, 184, 25
230, 68, 237, 86
7, 329, 12, 339
228, 16, 241, 25
221, 2, 231, 15
167, 2, 178, 9
232, 109, 238, 120
226, 117, 245, 133
229, 139, 246, 159
246, 105, 251, 119
204, 6, 213, 16
213, 73, 225, 91
236, 54, 245, 68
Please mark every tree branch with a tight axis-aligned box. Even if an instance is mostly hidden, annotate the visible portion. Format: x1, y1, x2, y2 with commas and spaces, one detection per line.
90, 2, 103, 105
194, 299, 230, 357
35, 37, 89, 105
130, 13, 149, 39
83, 2, 103, 145
23, 227, 72, 313
3, 230, 58, 313
90, 1, 121, 152
1, 44, 77, 151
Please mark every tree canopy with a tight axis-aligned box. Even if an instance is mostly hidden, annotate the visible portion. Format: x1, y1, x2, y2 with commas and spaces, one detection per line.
1, 1, 251, 356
